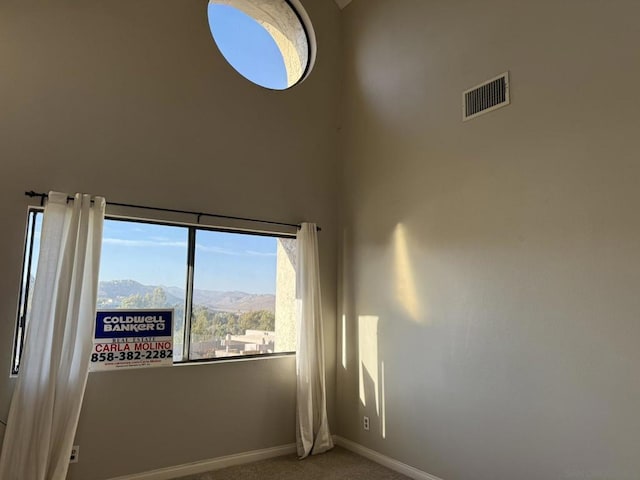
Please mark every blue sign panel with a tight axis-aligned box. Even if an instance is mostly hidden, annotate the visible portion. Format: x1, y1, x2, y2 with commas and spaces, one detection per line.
95, 310, 173, 339
91, 309, 174, 371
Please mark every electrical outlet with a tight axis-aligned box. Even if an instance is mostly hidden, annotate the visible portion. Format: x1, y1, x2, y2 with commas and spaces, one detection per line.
70, 445, 79, 464
363, 416, 370, 431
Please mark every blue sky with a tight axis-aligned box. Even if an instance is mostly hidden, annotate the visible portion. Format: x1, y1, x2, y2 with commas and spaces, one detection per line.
31, 215, 279, 295
100, 220, 278, 294
207, 3, 287, 90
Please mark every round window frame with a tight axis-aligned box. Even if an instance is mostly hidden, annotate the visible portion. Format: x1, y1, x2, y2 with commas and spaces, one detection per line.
207, 0, 316, 91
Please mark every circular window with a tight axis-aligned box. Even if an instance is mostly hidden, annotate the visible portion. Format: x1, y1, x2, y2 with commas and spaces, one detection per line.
207, 0, 313, 90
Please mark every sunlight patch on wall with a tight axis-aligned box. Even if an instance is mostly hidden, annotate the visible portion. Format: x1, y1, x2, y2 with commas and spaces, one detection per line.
342, 314, 347, 369
358, 315, 379, 413
392, 223, 422, 322
380, 360, 386, 439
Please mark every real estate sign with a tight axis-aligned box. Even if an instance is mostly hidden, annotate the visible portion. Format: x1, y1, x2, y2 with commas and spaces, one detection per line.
90, 309, 174, 371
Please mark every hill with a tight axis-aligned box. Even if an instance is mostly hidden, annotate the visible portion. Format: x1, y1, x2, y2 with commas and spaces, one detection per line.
99, 280, 275, 313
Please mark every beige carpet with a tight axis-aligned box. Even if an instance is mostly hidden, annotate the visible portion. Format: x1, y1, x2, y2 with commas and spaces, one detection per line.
175, 446, 411, 480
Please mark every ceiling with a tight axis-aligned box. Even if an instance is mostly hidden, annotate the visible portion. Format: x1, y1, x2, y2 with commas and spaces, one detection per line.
334, 0, 352, 9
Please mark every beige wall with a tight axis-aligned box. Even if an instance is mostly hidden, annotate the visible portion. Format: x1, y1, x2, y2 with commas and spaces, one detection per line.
0, 0, 340, 478
338, 1, 640, 479
4, 0, 640, 478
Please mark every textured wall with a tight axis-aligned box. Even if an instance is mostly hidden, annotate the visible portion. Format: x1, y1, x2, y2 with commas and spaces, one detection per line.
0, 0, 340, 478
338, 1, 640, 479
275, 239, 297, 353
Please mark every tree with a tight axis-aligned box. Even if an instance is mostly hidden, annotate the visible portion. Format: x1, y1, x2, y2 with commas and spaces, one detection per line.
191, 305, 213, 336
239, 310, 275, 332
149, 287, 167, 307
119, 287, 168, 309
120, 293, 144, 309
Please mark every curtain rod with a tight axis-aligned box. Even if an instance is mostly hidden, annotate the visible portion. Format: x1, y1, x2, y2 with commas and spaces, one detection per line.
24, 191, 320, 231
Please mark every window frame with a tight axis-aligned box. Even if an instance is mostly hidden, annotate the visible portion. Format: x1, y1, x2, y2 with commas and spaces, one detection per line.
207, 0, 314, 90
11, 209, 40, 375
12, 208, 297, 374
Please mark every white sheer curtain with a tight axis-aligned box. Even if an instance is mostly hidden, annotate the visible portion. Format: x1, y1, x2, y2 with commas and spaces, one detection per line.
0, 192, 105, 480
296, 222, 333, 458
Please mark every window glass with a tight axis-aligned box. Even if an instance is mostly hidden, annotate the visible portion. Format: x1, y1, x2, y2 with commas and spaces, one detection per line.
207, 0, 311, 90
12, 212, 297, 372
190, 230, 296, 360
97, 220, 189, 361
12, 211, 42, 374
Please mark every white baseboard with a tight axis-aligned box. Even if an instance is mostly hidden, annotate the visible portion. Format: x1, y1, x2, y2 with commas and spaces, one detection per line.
108, 443, 297, 480
107, 435, 441, 480
333, 435, 443, 480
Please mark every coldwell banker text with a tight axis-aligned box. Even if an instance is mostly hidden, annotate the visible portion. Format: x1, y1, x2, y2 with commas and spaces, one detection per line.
102, 315, 168, 333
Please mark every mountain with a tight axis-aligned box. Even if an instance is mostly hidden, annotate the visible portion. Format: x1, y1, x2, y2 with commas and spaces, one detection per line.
99, 280, 275, 313
166, 285, 275, 313
99, 279, 153, 298
98, 280, 182, 305
195, 290, 275, 312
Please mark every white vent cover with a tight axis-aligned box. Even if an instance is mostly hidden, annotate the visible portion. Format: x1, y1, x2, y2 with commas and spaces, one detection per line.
463, 72, 510, 121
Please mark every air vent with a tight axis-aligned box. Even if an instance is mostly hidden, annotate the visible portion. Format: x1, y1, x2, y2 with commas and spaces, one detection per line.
463, 72, 510, 121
